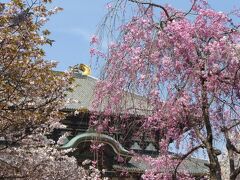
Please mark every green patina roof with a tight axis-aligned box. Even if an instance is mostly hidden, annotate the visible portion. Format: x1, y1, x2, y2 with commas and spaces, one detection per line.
179, 157, 209, 175
59, 132, 132, 157
113, 157, 208, 175
59, 131, 208, 175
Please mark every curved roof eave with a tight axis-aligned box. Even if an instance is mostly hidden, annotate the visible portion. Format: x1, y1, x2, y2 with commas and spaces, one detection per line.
59, 132, 133, 157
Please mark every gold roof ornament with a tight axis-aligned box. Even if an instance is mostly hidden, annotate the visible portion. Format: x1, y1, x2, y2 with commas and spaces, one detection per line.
79, 64, 91, 76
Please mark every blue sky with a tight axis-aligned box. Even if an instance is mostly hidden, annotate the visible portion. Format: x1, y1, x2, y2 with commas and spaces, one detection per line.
44, 0, 240, 77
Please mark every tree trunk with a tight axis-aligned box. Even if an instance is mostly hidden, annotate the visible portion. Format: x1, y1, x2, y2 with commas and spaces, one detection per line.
201, 75, 222, 180
208, 150, 222, 180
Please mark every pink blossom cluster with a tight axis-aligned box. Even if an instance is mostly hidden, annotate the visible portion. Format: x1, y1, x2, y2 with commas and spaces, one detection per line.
92, 0, 240, 178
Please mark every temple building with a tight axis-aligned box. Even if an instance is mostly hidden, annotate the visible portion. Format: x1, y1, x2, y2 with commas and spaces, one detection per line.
52, 64, 209, 179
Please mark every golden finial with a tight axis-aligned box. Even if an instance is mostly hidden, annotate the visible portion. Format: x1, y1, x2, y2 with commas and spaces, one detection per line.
79, 64, 91, 76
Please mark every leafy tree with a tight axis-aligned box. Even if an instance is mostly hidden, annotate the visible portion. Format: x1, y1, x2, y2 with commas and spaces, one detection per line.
92, 0, 240, 179
0, 0, 68, 138
0, 1, 108, 179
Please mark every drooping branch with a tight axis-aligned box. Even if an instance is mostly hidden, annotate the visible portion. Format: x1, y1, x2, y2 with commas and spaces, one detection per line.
128, 0, 170, 19
172, 144, 205, 179
184, 0, 197, 16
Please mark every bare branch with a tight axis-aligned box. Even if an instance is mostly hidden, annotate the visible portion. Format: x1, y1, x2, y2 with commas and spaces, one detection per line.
128, 0, 170, 19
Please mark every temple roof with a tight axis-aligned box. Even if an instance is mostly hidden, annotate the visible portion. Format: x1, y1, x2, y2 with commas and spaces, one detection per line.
60, 132, 208, 176
61, 73, 209, 176
113, 156, 208, 176
63, 74, 152, 115
64, 74, 97, 111
59, 132, 132, 157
